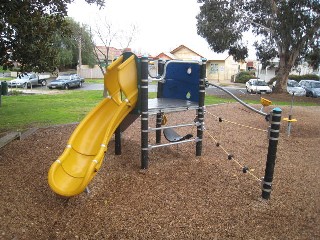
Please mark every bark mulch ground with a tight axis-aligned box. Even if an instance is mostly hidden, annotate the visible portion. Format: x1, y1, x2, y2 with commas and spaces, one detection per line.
1, 94, 319, 239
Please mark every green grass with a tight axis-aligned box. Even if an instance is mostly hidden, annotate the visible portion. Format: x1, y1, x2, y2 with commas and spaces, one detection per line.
84, 78, 104, 84
1, 78, 14, 81
0, 90, 317, 133
0, 91, 102, 132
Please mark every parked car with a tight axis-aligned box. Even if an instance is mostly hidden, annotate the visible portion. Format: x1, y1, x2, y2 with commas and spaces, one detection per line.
245, 79, 272, 94
47, 74, 83, 90
299, 80, 320, 98
286, 79, 306, 96
8, 73, 47, 88
72, 74, 85, 84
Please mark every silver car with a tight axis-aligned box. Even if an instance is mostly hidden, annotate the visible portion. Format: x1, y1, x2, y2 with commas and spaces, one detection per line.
299, 80, 320, 98
8, 73, 44, 88
287, 80, 306, 96
47, 74, 83, 90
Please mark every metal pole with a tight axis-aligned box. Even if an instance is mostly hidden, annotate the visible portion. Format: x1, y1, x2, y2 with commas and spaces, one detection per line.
156, 59, 165, 144
207, 82, 268, 117
262, 107, 282, 200
141, 56, 149, 169
115, 127, 121, 155
156, 113, 162, 143
287, 93, 295, 136
196, 59, 206, 156
0, 82, 2, 107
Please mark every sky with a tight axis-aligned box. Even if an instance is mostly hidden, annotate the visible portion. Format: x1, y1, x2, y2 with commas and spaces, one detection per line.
67, 0, 257, 59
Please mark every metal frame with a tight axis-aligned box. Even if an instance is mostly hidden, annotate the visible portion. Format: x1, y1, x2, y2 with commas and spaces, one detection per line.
140, 57, 207, 169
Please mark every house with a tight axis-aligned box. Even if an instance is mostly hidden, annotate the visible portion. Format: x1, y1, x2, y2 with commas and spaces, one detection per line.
81, 44, 246, 81
95, 46, 123, 66
205, 52, 243, 83
155, 45, 245, 83
154, 52, 176, 61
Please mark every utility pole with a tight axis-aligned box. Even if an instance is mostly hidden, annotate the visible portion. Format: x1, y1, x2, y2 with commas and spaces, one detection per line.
78, 27, 82, 76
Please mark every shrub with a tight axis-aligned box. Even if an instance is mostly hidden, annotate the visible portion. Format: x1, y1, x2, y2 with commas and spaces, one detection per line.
235, 71, 255, 83
288, 74, 320, 81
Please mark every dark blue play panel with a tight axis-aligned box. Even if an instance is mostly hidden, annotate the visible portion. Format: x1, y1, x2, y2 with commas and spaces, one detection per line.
162, 61, 201, 102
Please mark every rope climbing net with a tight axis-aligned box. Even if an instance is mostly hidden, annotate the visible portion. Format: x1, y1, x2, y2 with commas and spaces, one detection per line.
205, 109, 268, 183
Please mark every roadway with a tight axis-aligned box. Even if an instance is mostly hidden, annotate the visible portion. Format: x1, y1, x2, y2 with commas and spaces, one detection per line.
80, 83, 247, 95
14, 80, 248, 96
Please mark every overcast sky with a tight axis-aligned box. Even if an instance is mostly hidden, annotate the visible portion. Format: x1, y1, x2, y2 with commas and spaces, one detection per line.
67, 0, 256, 59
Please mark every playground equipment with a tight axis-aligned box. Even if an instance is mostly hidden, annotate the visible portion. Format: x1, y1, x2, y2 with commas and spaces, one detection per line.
260, 97, 272, 112
48, 53, 138, 197
283, 93, 297, 136
48, 52, 281, 200
140, 58, 207, 169
207, 82, 282, 200
48, 53, 206, 197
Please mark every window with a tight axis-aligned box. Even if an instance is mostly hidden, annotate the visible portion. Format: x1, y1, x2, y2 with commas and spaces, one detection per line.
210, 63, 219, 74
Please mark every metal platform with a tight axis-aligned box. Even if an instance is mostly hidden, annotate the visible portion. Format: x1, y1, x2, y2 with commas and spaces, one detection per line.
148, 98, 199, 114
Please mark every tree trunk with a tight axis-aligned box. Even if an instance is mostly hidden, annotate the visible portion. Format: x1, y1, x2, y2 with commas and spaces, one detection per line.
273, 49, 299, 93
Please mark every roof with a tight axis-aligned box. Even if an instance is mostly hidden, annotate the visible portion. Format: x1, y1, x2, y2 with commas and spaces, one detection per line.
203, 51, 230, 61
170, 44, 204, 58
168, 44, 233, 61
154, 52, 176, 60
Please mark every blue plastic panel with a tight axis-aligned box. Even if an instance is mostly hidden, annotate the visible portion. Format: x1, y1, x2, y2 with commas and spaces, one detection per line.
162, 61, 200, 102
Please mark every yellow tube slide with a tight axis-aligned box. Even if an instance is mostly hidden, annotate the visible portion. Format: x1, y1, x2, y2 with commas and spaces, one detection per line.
48, 54, 138, 197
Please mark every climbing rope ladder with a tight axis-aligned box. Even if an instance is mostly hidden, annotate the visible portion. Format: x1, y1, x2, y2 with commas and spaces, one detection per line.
203, 82, 282, 199
205, 109, 269, 183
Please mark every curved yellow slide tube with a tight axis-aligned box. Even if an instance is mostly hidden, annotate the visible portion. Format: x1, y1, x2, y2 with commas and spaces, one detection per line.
48, 55, 138, 197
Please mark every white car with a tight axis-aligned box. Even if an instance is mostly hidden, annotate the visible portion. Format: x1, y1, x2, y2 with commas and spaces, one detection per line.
246, 79, 272, 94
8, 73, 46, 88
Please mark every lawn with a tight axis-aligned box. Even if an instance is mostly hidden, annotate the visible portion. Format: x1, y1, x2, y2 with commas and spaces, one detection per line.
0, 91, 102, 132
0, 90, 316, 133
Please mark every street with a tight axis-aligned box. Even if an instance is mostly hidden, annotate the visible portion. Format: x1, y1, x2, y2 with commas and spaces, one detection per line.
13, 80, 248, 95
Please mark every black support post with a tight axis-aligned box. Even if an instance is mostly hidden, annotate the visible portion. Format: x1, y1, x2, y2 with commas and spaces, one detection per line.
115, 127, 121, 155
156, 59, 165, 144
157, 59, 165, 99
262, 107, 282, 200
141, 56, 149, 169
156, 113, 162, 144
196, 59, 206, 156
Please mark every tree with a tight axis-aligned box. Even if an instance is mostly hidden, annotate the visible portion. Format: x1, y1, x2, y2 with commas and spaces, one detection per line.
196, 0, 320, 93
0, 0, 104, 72
54, 18, 96, 71
93, 18, 138, 75
305, 39, 320, 71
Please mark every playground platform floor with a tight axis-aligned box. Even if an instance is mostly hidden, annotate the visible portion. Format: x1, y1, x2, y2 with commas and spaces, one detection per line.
1, 103, 319, 239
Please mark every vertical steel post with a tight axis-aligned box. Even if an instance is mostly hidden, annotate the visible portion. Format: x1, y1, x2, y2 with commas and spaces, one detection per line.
196, 59, 206, 156
141, 56, 149, 169
287, 93, 295, 136
0, 92, 1, 107
156, 113, 162, 144
115, 127, 121, 155
262, 107, 282, 200
157, 58, 165, 98
156, 59, 165, 143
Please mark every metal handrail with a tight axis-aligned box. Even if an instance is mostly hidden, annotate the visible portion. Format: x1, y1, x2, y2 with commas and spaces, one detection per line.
207, 82, 268, 117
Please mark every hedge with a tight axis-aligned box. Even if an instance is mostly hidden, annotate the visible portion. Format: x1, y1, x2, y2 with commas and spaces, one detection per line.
235, 71, 256, 83
288, 74, 320, 81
